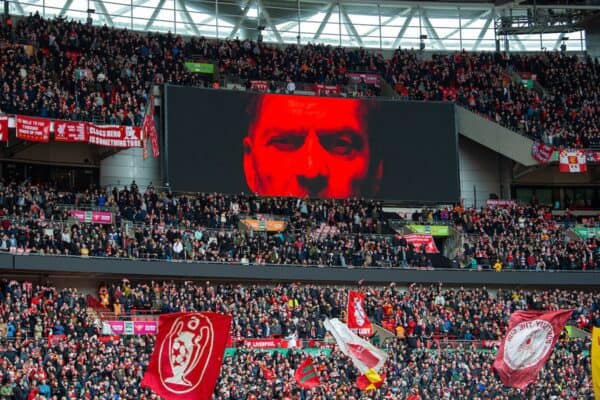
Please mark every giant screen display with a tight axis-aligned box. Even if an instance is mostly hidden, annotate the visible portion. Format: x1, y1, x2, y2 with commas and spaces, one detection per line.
165, 86, 459, 202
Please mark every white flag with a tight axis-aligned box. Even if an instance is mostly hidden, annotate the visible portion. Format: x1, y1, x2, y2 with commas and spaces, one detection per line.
324, 318, 387, 373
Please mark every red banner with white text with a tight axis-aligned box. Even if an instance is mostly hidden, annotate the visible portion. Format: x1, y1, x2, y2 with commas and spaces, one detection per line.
403, 233, 439, 253
315, 84, 340, 96
348, 73, 380, 87
251, 80, 269, 92
493, 309, 572, 390
243, 338, 301, 349
16, 115, 50, 142
0, 115, 8, 142
347, 291, 372, 336
54, 120, 88, 142
87, 123, 142, 148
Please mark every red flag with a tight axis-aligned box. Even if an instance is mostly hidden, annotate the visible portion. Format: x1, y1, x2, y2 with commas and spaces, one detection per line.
531, 142, 554, 164
141, 312, 231, 400
355, 369, 385, 392
347, 291, 372, 336
0, 115, 8, 142
143, 95, 160, 158
493, 309, 573, 390
402, 233, 439, 253
260, 364, 275, 380
294, 356, 320, 389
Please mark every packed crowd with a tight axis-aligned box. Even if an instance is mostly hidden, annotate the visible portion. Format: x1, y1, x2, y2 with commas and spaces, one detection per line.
2, 13, 599, 146
0, 180, 599, 270
507, 52, 600, 148
385, 50, 600, 148
455, 204, 600, 271
0, 280, 597, 399
0, 13, 383, 125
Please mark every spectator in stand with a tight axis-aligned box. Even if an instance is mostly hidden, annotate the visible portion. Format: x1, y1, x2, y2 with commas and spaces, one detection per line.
0, 279, 596, 399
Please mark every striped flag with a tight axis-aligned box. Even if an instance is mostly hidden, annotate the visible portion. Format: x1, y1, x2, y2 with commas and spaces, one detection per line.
294, 356, 320, 389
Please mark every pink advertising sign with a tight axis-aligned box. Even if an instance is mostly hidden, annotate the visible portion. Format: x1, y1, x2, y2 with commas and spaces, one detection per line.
70, 210, 113, 224
102, 320, 158, 335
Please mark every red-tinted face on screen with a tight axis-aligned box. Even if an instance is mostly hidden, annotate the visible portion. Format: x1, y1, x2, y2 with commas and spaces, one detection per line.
243, 94, 381, 198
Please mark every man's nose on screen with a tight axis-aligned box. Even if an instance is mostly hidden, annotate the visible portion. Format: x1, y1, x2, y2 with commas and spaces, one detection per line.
296, 133, 329, 196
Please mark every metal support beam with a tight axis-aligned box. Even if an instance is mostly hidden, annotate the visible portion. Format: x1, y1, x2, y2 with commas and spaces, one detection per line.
257, 0, 283, 44
421, 12, 445, 50
552, 32, 566, 50
392, 7, 415, 49
59, 0, 74, 17
363, 9, 410, 38
145, 0, 166, 31
112, 0, 148, 18
473, 15, 493, 50
94, 0, 114, 27
339, 4, 363, 47
229, 0, 253, 39
510, 34, 526, 51
442, 10, 491, 40
175, 0, 201, 36
313, 2, 335, 41
11, 0, 25, 15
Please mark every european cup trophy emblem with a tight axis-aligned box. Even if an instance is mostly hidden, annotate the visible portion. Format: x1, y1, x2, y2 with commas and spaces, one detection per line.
158, 314, 214, 393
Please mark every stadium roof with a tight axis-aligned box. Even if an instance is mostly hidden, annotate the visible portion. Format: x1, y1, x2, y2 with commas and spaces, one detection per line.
8, 0, 598, 50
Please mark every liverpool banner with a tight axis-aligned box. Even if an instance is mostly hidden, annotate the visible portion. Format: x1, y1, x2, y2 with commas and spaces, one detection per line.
593, 326, 600, 400
294, 356, 321, 389
87, 123, 142, 148
314, 84, 340, 96
141, 312, 232, 400
347, 291, 372, 336
54, 120, 88, 142
402, 233, 439, 253
16, 115, 50, 142
531, 142, 554, 164
493, 309, 573, 389
559, 149, 587, 173
324, 318, 387, 373
0, 115, 8, 142
250, 80, 268, 92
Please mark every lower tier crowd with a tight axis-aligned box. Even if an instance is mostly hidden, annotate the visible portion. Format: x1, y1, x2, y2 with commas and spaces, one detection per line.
1, 181, 600, 270
0, 280, 597, 399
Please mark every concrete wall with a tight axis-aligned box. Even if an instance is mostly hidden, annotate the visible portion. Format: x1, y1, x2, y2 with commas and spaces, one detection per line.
0, 253, 598, 287
456, 106, 538, 167
459, 136, 513, 208
586, 24, 600, 61
3, 142, 97, 167
100, 147, 160, 191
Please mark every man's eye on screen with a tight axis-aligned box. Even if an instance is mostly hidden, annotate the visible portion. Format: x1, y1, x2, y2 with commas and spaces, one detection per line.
319, 132, 364, 156
266, 134, 305, 151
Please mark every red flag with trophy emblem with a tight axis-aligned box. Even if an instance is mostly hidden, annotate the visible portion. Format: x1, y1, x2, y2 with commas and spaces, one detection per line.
493, 309, 573, 390
347, 291, 372, 336
141, 312, 232, 400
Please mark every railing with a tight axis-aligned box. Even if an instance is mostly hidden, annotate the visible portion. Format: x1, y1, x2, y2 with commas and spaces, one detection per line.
5, 251, 600, 273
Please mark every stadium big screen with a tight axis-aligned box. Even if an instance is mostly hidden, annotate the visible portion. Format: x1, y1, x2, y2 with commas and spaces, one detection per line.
165, 86, 459, 202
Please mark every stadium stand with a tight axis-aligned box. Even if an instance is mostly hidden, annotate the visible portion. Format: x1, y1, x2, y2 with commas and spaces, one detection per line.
0, 280, 596, 399
0, 13, 598, 148
0, 181, 596, 270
